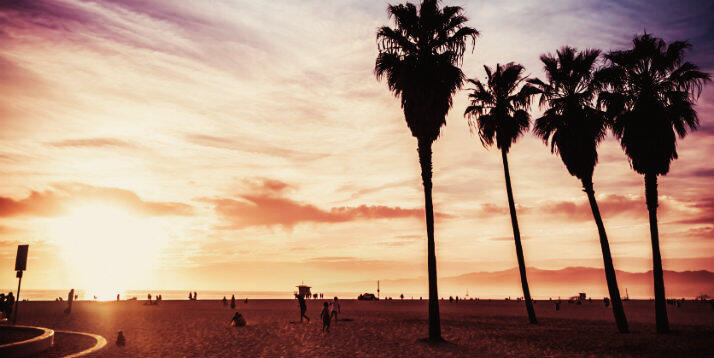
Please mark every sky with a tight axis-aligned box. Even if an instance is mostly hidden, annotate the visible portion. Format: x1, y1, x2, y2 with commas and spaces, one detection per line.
0, 0, 712, 296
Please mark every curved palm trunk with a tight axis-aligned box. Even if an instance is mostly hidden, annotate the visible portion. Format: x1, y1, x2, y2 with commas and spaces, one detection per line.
645, 173, 669, 333
418, 138, 442, 341
501, 148, 537, 324
582, 178, 629, 333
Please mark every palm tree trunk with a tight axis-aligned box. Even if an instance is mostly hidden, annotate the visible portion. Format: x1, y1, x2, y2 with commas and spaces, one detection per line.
418, 138, 442, 341
582, 178, 629, 333
645, 173, 669, 333
501, 148, 537, 324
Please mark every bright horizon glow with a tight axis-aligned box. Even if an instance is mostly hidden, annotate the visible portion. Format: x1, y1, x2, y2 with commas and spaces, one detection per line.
49, 203, 167, 296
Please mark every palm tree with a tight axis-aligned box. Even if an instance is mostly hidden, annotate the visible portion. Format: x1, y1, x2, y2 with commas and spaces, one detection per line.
464, 63, 539, 324
529, 47, 629, 333
375, 0, 477, 341
596, 34, 711, 333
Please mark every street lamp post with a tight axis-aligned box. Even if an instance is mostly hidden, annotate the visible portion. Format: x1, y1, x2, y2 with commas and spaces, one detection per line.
13, 245, 29, 325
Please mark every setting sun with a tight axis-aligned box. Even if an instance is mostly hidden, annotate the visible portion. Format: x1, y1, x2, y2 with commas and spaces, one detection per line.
49, 203, 168, 298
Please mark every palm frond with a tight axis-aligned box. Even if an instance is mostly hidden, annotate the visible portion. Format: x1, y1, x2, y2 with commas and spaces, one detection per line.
600, 33, 711, 175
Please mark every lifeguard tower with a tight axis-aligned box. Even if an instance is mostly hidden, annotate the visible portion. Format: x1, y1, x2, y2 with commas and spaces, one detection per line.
296, 284, 312, 299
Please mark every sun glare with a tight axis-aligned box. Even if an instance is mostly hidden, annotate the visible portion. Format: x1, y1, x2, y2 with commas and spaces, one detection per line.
50, 203, 168, 298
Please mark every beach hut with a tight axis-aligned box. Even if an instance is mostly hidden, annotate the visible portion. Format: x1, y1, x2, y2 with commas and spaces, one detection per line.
296, 285, 311, 299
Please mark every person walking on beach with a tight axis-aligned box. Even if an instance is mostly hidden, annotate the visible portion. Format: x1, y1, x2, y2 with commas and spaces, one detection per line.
230, 294, 236, 309
320, 302, 331, 332
330, 297, 340, 325
193, 291, 198, 301
65, 289, 74, 314
296, 294, 309, 323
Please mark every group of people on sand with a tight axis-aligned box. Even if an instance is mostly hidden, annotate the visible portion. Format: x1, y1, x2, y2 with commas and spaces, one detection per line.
222, 294, 248, 308
146, 293, 162, 305
295, 294, 341, 333
188, 291, 198, 300
0, 292, 15, 320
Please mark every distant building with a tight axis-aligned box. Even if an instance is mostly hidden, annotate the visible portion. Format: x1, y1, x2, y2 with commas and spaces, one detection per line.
296, 285, 311, 298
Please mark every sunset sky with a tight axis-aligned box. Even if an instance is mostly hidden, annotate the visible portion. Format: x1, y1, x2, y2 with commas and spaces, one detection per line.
0, 0, 712, 295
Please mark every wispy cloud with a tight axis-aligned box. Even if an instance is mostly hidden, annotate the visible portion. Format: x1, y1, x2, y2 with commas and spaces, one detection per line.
49, 138, 136, 148
186, 134, 329, 161
478, 194, 667, 222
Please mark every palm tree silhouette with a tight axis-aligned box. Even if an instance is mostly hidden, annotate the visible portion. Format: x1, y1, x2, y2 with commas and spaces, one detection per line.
464, 63, 539, 324
597, 34, 711, 333
529, 47, 629, 333
375, 0, 478, 341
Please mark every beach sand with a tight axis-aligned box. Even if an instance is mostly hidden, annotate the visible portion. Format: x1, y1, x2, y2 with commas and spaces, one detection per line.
11, 299, 714, 357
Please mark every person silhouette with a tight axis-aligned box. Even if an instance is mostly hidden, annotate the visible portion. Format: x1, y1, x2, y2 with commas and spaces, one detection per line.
230, 312, 246, 327
223, 296, 227, 306
116, 331, 126, 346
330, 297, 340, 325
5, 293, 14, 319
0, 293, 5, 319
231, 294, 236, 309
65, 289, 74, 314
320, 302, 331, 333
296, 294, 309, 323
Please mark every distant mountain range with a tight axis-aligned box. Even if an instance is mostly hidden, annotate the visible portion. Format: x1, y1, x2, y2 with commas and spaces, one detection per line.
327, 267, 714, 299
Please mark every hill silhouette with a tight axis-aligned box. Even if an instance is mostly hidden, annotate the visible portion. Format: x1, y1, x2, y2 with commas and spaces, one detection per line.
330, 267, 714, 299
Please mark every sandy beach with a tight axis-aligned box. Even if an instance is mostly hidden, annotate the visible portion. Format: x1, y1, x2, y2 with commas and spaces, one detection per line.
10, 299, 714, 357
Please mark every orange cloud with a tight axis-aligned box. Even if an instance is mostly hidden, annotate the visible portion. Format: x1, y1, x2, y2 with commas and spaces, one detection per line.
676, 198, 714, 226
0, 184, 192, 217
478, 195, 656, 222
209, 179, 450, 229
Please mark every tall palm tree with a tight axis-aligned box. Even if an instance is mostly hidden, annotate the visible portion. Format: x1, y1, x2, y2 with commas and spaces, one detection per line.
597, 34, 711, 333
464, 63, 539, 324
529, 47, 629, 333
375, 0, 477, 342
